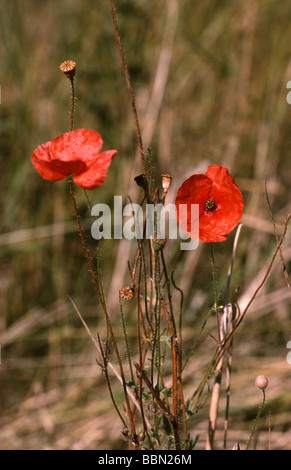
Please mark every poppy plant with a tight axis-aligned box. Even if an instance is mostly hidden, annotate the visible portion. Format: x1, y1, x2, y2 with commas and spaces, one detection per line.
175, 164, 244, 243
31, 128, 117, 190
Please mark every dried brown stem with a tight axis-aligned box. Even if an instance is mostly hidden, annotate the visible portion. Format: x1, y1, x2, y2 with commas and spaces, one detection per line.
265, 180, 291, 292
212, 213, 291, 373
161, 251, 176, 336
171, 270, 184, 359
97, 333, 128, 430
235, 213, 291, 331
68, 295, 152, 431
108, 0, 147, 178
134, 360, 181, 450
134, 362, 172, 418
160, 257, 188, 445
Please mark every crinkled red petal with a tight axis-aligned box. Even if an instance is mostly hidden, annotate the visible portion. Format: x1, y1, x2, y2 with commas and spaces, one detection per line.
200, 179, 244, 242
31, 129, 106, 181
206, 164, 236, 187
175, 174, 212, 236
73, 150, 117, 190
31, 142, 67, 181
49, 129, 103, 175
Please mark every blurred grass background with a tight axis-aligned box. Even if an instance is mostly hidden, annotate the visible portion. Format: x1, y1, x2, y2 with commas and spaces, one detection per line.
1, 0, 291, 450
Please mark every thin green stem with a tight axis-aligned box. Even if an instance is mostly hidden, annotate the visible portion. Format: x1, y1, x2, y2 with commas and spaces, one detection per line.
161, 250, 176, 336
69, 77, 75, 132
246, 389, 266, 450
119, 292, 135, 384
171, 270, 184, 363
97, 333, 128, 430
161, 300, 181, 450
210, 243, 220, 341
153, 251, 162, 387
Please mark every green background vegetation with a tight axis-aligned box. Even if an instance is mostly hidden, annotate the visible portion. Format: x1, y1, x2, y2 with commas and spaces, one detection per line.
1, 0, 291, 449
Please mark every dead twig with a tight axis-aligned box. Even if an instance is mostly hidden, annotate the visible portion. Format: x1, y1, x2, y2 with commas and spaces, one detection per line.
265, 180, 291, 293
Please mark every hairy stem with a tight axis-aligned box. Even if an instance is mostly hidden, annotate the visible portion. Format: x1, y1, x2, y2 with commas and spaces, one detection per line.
108, 0, 147, 178
246, 389, 267, 450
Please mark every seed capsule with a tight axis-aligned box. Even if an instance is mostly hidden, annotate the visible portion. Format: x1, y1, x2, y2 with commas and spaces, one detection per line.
161, 173, 173, 191
60, 60, 76, 79
120, 285, 134, 300
152, 238, 167, 252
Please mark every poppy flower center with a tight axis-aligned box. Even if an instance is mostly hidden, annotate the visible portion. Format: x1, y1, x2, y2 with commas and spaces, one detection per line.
204, 198, 217, 214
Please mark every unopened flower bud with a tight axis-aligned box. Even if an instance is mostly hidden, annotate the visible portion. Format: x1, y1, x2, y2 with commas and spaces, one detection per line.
161, 173, 173, 192
152, 238, 167, 252
134, 173, 147, 189
255, 375, 268, 391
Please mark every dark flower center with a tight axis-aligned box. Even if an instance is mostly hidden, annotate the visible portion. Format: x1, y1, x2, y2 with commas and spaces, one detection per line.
204, 198, 217, 214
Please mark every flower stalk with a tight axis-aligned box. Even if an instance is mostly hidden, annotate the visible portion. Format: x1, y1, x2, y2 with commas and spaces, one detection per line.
61, 61, 138, 448
246, 376, 268, 450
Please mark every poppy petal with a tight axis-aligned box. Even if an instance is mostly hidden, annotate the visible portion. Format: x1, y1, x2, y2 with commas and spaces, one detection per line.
206, 164, 236, 187
73, 150, 117, 190
31, 142, 67, 181
175, 175, 212, 236
49, 129, 104, 176
31, 129, 116, 189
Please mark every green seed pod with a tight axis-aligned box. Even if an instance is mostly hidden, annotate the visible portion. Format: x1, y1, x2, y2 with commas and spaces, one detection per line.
152, 238, 167, 251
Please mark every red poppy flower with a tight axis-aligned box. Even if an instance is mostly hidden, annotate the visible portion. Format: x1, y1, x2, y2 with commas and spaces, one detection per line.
31, 128, 117, 190
175, 165, 244, 243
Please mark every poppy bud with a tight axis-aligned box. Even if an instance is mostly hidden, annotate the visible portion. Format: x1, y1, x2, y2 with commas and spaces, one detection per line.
161, 173, 173, 192
152, 238, 167, 252
134, 173, 147, 190
255, 375, 268, 391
